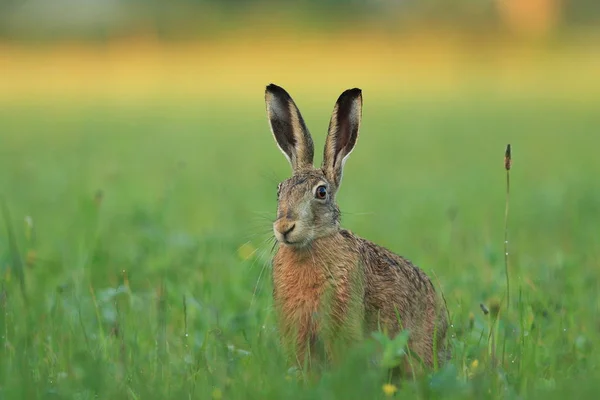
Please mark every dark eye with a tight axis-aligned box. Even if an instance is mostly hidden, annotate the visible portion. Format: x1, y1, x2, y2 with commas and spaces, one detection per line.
315, 185, 327, 199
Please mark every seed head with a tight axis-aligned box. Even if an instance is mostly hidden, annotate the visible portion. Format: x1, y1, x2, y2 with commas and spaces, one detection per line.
490, 300, 501, 319
504, 144, 512, 171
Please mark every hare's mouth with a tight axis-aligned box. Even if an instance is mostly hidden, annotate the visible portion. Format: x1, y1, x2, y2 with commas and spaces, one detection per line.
283, 235, 315, 249
275, 232, 311, 248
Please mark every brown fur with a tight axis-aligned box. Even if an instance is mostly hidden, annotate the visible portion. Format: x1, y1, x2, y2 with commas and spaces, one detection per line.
273, 231, 365, 367
265, 84, 450, 372
272, 227, 449, 369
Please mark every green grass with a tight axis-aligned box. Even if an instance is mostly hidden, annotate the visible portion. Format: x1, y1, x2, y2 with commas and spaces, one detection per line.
0, 94, 599, 399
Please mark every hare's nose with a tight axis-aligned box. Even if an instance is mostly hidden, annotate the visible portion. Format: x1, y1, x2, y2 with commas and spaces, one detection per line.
274, 220, 295, 238
282, 224, 295, 237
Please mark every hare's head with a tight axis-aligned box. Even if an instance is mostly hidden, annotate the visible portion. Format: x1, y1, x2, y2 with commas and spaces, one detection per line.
265, 84, 362, 248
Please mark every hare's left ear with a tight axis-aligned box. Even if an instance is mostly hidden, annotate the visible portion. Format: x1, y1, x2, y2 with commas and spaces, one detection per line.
322, 88, 362, 188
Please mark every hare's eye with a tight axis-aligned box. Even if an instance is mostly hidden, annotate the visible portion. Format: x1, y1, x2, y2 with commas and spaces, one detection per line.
315, 185, 327, 200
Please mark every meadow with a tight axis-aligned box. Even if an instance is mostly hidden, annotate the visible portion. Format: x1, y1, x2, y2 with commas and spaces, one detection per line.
1, 37, 600, 399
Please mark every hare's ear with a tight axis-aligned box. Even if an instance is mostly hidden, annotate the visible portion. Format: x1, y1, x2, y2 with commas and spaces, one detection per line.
265, 84, 314, 171
322, 88, 362, 188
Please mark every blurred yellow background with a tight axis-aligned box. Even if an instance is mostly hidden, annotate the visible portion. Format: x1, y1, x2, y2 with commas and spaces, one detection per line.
1, 0, 599, 103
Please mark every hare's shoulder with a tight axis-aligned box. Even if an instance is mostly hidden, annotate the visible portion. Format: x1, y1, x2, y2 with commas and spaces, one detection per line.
339, 229, 434, 292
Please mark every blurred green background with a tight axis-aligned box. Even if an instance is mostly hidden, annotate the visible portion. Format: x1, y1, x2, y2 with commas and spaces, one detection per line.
1, 1, 599, 399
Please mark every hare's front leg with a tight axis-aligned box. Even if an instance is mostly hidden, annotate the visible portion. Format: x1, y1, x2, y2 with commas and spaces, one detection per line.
317, 274, 366, 365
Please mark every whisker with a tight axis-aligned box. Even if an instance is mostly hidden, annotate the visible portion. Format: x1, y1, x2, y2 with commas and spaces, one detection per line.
248, 234, 279, 308
339, 210, 376, 217
250, 236, 276, 257
243, 227, 273, 235
249, 213, 275, 220
269, 238, 278, 254
259, 169, 282, 186
250, 258, 269, 307
242, 232, 273, 243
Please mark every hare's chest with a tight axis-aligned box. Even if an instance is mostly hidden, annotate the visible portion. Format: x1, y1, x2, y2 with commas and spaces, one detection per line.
271, 246, 366, 364
271, 248, 358, 335
272, 255, 328, 325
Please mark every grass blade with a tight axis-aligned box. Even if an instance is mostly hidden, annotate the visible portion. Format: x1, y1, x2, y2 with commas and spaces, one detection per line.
0, 197, 28, 306
504, 144, 512, 310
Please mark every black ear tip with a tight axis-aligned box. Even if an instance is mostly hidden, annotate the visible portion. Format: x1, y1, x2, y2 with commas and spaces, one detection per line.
336, 88, 363, 109
338, 88, 362, 101
266, 83, 290, 98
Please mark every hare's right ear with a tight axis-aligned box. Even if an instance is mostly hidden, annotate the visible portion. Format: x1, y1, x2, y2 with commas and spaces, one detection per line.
265, 84, 314, 171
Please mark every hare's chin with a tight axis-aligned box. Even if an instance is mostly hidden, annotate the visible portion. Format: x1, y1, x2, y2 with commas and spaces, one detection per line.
282, 241, 311, 249
276, 236, 312, 248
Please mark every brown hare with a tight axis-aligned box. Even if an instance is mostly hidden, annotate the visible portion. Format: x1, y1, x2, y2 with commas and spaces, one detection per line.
264, 84, 449, 372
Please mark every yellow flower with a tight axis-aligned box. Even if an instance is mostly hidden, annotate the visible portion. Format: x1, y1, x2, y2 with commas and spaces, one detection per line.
212, 388, 222, 400
237, 242, 256, 260
382, 383, 397, 396
467, 359, 480, 378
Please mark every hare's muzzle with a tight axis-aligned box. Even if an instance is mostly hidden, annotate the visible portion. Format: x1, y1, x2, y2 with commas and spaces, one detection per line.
273, 219, 296, 244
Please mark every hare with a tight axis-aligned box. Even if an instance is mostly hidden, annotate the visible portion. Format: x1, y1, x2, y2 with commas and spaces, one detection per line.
264, 84, 449, 372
